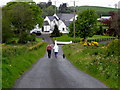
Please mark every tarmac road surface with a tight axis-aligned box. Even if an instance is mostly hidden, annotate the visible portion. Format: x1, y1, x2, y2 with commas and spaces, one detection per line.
14, 34, 108, 88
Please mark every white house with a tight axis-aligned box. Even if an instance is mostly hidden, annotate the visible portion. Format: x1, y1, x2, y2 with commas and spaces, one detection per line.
43, 13, 78, 34
97, 16, 111, 21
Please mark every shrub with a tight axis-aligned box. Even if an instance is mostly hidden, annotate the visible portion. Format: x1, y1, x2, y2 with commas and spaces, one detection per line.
51, 25, 62, 37
2, 46, 27, 57
18, 32, 29, 44
82, 40, 99, 47
27, 33, 36, 42
106, 39, 120, 56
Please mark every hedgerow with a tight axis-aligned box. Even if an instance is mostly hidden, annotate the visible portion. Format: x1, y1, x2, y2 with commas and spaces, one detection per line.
2, 42, 47, 88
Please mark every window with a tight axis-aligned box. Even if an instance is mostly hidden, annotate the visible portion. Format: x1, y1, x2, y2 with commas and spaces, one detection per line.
63, 28, 65, 31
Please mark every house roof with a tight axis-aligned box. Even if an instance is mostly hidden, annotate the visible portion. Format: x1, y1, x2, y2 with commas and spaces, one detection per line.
63, 21, 72, 27
56, 14, 75, 21
47, 16, 54, 21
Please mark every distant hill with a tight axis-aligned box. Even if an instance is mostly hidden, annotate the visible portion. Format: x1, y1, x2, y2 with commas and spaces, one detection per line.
69, 6, 118, 16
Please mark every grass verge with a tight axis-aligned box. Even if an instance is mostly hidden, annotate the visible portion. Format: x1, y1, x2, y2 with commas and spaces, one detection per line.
2, 42, 47, 88
62, 43, 119, 88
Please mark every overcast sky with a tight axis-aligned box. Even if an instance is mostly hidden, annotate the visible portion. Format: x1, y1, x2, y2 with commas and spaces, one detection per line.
0, 0, 120, 8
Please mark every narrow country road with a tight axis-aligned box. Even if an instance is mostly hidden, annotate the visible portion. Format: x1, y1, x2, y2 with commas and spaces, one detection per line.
14, 34, 108, 88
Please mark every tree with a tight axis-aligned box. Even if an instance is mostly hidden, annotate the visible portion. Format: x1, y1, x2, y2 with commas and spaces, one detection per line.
110, 12, 120, 38
43, 6, 55, 16
59, 3, 73, 13
69, 9, 98, 39
2, 7, 13, 43
0, 7, 2, 42
51, 25, 61, 37
2, 16, 13, 43
2, 2, 43, 43
29, 3, 43, 28
101, 11, 120, 38
68, 22, 74, 37
41, 5, 56, 18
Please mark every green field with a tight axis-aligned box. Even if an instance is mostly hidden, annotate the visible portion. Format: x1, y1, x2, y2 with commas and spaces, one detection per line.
70, 6, 118, 16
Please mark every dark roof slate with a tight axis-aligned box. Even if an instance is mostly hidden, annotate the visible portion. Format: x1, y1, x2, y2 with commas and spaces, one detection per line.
63, 21, 72, 27
47, 16, 54, 21
56, 14, 75, 21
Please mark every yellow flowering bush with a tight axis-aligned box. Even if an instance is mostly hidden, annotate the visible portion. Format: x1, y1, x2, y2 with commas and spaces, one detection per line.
83, 42, 88, 46
91, 41, 99, 47
82, 40, 99, 47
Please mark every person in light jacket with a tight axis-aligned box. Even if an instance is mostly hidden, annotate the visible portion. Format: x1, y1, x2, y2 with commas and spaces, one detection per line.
53, 43, 59, 58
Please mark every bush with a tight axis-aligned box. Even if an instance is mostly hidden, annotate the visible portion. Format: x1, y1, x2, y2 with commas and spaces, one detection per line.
28, 33, 36, 42
2, 46, 27, 58
51, 25, 62, 37
18, 32, 29, 44
106, 39, 120, 56
18, 32, 36, 44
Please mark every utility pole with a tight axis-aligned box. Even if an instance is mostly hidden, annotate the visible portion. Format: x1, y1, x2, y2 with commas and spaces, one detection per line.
73, 1, 76, 42
54, 1, 57, 14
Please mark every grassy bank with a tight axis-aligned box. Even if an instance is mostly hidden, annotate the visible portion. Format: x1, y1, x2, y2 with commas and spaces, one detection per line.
2, 42, 47, 88
62, 41, 119, 88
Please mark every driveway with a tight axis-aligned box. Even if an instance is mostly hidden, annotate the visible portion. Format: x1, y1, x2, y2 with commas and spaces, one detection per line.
14, 34, 108, 88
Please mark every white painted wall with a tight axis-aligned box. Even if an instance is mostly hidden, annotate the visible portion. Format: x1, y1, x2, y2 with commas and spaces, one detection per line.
44, 16, 51, 24
59, 20, 69, 34
44, 25, 50, 32
43, 14, 73, 33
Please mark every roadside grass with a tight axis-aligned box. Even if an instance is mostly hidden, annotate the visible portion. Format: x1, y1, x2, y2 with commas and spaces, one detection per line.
2, 42, 47, 88
53, 35, 116, 42
62, 42, 119, 88
36, 37, 42, 42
